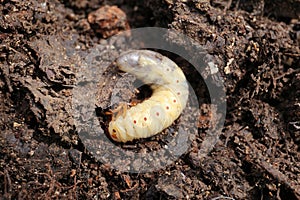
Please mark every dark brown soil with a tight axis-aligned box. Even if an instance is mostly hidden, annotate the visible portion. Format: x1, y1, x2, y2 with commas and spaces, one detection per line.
0, 0, 299, 199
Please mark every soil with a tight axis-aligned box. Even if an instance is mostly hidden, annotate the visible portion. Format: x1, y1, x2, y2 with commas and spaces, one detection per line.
0, 0, 299, 199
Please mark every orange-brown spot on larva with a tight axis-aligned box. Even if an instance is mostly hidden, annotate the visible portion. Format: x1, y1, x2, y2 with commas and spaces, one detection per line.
144, 117, 147, 121
156, 112, 160, 116
111, 132, 118, 139
133, 120, 137, 124
176, 80, 179, 83
166, 106, 169, 110
173, 99, 176, 103
177, 92, 180, 95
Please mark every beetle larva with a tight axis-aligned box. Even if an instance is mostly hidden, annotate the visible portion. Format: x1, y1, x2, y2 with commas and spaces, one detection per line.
108, 50, 189, 142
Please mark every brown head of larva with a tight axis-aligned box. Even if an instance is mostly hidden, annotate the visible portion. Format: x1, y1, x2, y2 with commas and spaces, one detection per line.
108, 121, 122, 142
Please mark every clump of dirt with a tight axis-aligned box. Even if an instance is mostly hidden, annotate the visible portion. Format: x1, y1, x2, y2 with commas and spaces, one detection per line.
87, 5, 130, 38
0, 0, 299, 199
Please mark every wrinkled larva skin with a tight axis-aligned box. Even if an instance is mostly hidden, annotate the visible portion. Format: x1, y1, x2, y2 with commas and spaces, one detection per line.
108, 50, 189, 142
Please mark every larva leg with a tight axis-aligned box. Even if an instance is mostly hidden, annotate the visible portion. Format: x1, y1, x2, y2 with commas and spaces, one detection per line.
109, 102, 128, 121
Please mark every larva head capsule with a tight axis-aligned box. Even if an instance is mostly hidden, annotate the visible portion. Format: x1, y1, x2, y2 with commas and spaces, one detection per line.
108, 120, 132, 143
108, 121, 121, 142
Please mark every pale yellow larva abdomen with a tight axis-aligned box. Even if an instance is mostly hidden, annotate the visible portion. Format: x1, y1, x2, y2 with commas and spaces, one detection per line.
108, 50, 189, 142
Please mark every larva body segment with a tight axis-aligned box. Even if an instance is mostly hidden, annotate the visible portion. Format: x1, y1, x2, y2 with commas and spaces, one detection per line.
108, 50, 189, 142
